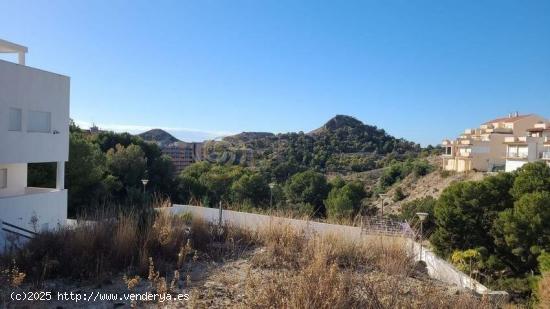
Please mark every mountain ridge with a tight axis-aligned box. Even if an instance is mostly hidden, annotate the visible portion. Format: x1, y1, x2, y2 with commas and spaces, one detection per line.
204, 114, 421, 172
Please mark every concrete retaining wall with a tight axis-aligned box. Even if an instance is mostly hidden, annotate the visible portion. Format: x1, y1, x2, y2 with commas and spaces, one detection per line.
164, 204, 505, 298
165, 204, 363, 241
408, 239, 488, 294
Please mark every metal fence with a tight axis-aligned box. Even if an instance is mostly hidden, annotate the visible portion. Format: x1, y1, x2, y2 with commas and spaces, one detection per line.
360, 216, 415, 238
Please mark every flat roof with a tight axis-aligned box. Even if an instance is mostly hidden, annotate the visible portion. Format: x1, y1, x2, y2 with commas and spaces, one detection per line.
0, 38, 28, 54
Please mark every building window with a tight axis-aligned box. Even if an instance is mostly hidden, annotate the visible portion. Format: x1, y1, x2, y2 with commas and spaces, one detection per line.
508, 146, 528, 158
458, 148, 471, 157
27, 111, 51, 133
0, 169, 6, 189
8, 108, 22, 131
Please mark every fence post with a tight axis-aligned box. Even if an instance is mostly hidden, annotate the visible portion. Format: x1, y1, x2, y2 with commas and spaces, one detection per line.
218, 201, 223, 227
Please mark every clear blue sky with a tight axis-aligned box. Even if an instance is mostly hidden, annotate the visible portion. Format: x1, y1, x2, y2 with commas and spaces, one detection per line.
1, 0, 549, 145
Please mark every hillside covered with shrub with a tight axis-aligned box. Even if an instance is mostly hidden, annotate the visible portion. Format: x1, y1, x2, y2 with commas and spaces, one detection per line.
205, 115, 429, 173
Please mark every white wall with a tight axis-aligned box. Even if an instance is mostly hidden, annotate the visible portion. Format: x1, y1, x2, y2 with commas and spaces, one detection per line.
408, 239, 488, 294
0, 189, 67, 248
0, 59, 70, 164
0, 163, 27, 196
164, 204, 363, 241
505, 160, 526, 172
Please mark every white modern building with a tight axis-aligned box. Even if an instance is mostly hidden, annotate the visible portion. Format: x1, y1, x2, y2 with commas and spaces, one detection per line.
504, 121, 550, 172
0, 39, 70, 249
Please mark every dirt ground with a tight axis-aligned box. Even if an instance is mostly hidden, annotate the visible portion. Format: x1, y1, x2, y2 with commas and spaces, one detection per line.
2, 246, 479, 308
374, 170, 485, 215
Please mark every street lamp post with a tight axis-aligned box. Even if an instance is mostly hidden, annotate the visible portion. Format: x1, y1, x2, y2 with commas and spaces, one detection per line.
416, 212, 428, 259
141, 179, 149, 194
269, 182, 275, 209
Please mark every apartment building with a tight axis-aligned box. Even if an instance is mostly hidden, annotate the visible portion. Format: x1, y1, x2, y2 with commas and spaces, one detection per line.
162, 142, 203, 175
441, 113, 545, 172
0, 39, 70, 247
504, 121, 550, 172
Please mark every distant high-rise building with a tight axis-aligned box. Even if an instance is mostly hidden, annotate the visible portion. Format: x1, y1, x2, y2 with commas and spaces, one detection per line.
162, 142, 203, 175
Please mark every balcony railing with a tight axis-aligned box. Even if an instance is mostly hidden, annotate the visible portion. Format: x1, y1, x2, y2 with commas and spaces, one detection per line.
505, 136, 528, 143
0, 187, 60, 199
507, 153, 528, 159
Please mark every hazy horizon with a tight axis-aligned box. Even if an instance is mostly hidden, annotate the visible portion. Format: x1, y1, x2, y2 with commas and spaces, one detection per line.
76, 114, 441, 144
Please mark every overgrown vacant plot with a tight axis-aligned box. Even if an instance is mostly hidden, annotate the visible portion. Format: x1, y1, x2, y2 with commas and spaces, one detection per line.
1, 209, 496, 308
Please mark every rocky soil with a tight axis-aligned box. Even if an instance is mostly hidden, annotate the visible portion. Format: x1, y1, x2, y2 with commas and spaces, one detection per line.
375, 169, 485, 215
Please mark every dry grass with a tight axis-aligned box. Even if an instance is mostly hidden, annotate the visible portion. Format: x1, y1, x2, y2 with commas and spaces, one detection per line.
245, 259, 373, 308
243, 223, 493, 309
2, 204, 188, 284
251, 224, 412, 275
539, 273, 550, 308
250, 224, 308, 269
1, 206, 500, 308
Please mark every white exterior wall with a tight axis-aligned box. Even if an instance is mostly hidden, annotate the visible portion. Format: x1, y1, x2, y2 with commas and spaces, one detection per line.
505, 160, 527, 172
0, 189, 67, 247
0, 59, 70, 164
0, 163, 27, 196
0, 56, 70, 249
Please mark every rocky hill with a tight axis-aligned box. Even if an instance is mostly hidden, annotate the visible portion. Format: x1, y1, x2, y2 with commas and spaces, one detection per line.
138, 129, 180, 146
309, 114, 365, 135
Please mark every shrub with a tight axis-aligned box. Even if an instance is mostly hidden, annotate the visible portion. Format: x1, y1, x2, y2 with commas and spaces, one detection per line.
510, 161, 550, 199
379, 159, 434, 190
324, 181, 365, 219
439, 169, 451, 178
285, 170, 329, 214
399, 196, 436, 236
393, 186, 406, 202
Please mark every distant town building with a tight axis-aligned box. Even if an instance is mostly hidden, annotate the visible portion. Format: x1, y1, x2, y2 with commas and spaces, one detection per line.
504, 121, 550, 172
162, 142, 203, 175
0, 39, 70, 248
83, 123, 105, 135
441, 113, 545, 172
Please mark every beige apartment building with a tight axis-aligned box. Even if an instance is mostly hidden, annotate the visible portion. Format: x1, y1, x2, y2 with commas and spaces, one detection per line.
504, 121, 550, 172
442, 113, 545, 172
162, 142, 203, 176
